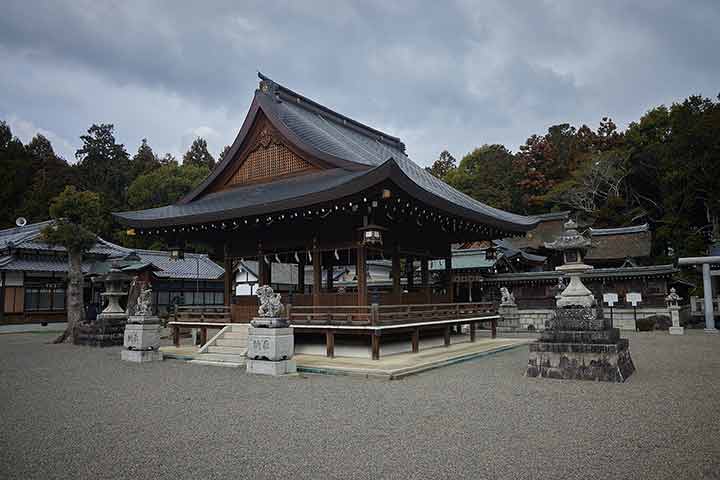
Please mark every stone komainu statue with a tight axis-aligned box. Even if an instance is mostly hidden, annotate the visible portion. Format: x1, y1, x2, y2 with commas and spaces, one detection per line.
256, 285, 284, 317
135, 283, 153, 317
500, 286, 515, 306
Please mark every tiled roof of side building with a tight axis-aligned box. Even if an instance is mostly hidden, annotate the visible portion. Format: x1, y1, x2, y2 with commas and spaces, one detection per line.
0, 221, 223, 280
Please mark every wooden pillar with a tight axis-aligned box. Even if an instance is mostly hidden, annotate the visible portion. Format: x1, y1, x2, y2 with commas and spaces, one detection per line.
392, 245, 401, 298
406, 256, 414, 290
371, 332, 380, 360
357, 244, 368, 306
467, 279, 473, 303
469, 321, 476, 342
297, 254, 305, 294
421, 257, 431, 303
411, 328, 420, 353
445, 253, 454, 303
325, 258, 334, 292
312, 238, 321, 308
326, 330, 335, 358
223, 252, 233, 307
257, 242, 268, 286
443, 325, 451, 346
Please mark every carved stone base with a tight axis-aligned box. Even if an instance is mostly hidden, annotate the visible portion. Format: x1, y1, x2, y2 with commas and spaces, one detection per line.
123, 323, 161, 351
498, 305, 520, 329
246, 359, 297, 376
121, 349, 163, 363
669, 326, 685, 335
525, 339, 635, 382
247, 326, 294, 361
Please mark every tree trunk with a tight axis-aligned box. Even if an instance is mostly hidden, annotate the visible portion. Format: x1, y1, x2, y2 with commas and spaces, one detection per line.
54, 249, 83, 344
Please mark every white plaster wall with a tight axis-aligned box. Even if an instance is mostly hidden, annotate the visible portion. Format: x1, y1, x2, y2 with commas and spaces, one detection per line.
1, 272, 23, 286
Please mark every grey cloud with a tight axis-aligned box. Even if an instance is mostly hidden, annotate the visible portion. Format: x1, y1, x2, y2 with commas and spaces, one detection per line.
1, 0, 718, 167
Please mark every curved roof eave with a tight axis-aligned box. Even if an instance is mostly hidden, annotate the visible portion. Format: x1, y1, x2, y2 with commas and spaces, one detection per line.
114, 158, 537, 232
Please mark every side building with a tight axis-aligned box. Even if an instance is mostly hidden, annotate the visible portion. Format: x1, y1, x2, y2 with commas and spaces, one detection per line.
0, 221, 225, 324
445, 217, 687, 330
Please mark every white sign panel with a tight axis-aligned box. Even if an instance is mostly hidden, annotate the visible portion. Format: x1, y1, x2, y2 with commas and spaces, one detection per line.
603, 293, 619, 307
626, 292, 642, 306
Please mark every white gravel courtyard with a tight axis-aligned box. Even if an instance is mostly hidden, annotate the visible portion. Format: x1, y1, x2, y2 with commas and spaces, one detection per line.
0, 331, 718, 480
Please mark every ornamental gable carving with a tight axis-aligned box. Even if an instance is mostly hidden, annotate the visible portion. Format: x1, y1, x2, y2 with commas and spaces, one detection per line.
221, 123, 317, 189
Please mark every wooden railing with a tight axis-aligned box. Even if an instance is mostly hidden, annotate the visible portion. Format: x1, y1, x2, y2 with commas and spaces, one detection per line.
288, 301, 496, 327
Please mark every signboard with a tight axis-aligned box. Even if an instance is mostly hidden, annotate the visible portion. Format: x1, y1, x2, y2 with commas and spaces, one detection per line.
626, 292, 642, 306
603, 293, 619, 307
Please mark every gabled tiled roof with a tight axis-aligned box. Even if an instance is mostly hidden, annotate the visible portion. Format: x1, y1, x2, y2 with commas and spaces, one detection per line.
0, 221, 223, 280
114, 73, 538, 235
586, 224, 651, 261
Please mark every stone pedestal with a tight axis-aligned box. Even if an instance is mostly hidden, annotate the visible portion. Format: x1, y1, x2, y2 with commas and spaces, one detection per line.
526, 326, 635, 382
668, 306, 684, 335
121, 315, 162, 363
75, 312, 126, 347
498, 304, 520, 330
246, 321, 295, 376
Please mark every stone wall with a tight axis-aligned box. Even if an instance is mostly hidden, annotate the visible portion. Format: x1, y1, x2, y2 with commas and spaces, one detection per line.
508, 306, 673, 331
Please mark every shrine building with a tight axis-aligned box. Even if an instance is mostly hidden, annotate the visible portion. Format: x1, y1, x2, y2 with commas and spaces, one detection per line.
114, 73, 538, 358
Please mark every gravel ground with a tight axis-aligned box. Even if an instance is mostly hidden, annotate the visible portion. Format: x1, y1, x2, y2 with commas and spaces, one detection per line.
0, 331, 719, 480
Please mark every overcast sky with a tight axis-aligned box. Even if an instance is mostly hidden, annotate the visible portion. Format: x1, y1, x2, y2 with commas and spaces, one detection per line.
1, 0, 719, 167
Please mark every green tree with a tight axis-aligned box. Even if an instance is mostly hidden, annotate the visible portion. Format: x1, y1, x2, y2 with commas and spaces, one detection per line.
42, 187, 104, 344
127, 163, 209, 210
183, 137, 215, 169
425, 150, 456, 180
20, 134, 74, 222
130, 138, 160, 179
75, 124, 132, 212
444, 145, 522, 212
0, 122, 33, 227
218, 144, 232, 163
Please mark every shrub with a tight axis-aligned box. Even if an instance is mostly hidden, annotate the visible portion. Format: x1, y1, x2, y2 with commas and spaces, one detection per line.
636, 317, 655, 332
649, 314, 672, 331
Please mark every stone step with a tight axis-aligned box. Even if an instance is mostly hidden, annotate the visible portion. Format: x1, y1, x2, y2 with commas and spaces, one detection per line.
194, 352, 246, 363
189, 359, 244, 368
215, 338, 248, 347
222, 331, 248, 339
206, 345, 247, 354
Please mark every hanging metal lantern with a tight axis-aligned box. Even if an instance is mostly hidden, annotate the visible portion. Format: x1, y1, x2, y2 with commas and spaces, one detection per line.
358, 224, 386, 246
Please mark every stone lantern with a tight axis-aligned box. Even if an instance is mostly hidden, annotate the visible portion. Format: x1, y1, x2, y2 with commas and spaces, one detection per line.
544, 219, 595, 309
525, 219, 635, 382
